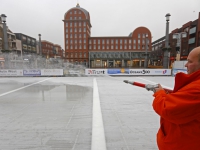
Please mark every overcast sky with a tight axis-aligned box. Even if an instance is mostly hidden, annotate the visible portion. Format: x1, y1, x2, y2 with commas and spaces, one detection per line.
1, 0, 199, 48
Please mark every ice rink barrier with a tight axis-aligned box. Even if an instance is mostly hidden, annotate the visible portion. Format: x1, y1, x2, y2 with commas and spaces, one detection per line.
85, 69, 172, 76
0, 69, 64, 77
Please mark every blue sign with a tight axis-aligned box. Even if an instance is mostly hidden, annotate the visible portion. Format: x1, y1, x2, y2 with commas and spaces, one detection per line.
107, 69, 129, 75
23, 70, 41, 76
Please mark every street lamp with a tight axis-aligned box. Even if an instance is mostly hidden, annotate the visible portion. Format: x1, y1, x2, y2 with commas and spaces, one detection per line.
163, 13, 171, 68
38, 34, 42, 55
1, 14, 8, 50
173, 32, 187, 61
144, 34, 148, 68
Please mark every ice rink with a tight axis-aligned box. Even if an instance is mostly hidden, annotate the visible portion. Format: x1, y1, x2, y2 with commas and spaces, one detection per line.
0, 76, 175, 150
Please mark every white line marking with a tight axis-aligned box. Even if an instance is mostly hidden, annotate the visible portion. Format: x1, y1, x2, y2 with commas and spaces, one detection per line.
137, 77, 173, 89
91, 78, 107, 150
0, 78, 51, 97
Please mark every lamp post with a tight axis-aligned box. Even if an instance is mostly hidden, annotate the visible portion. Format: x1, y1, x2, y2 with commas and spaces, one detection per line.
163, 13, 171, 68
38, 34, 42, 55
144, 34, 148, 68
1, 14, 10, 69
1, 14, 8, 50
173, 32, 187, 61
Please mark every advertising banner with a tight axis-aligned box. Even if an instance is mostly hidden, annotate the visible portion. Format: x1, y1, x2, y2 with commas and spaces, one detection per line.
0, 70, 23, 76
23, 69, 41, 76
107, 68, 129, 75
85, 69, 107, 75
129, 69, 171, 75
41, 69, 63, 76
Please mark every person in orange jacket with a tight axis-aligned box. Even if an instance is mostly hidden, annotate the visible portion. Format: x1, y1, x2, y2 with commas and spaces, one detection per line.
153, 46, 200, 150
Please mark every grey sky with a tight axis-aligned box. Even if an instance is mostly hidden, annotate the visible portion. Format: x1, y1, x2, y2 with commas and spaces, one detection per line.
1, 0, 199, 48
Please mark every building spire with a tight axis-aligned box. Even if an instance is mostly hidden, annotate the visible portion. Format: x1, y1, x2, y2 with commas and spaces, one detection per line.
76, 3, 80, 7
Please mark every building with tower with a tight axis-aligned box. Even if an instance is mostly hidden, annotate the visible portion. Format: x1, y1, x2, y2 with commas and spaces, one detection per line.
63, 3, 152, 68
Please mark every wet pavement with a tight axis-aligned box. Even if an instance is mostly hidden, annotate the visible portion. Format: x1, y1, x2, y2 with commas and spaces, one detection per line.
0, 76, 174, 150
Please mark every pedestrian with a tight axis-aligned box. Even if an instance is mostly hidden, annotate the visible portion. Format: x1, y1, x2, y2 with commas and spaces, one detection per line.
153, 46, 200, 150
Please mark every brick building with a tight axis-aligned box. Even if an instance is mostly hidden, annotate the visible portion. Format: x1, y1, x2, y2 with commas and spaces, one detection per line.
63, 4, 152, 68
151, 12, 200, 67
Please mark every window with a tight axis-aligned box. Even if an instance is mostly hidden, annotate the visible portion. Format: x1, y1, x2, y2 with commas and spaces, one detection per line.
116, 45, 118, 49
84, 45, 86, 49
74, 22, 77, 27
102, 45, 105, 49
79, 22, 81, 26
70, 28, 72, 32
79, 28, 81, 32
70, 17, 72, 20
138, 39, 140, 44
79, 11, 81, 14
66, 23, 68, 27
74, 17, 77, 20
120, 39, 123, 44
138, 34, 140, 38
70, 34, 73, 38
98, 45, 100, 49
66, 28, 68, 32
84, 28, 86, 32
102, 40, 105, 44
74, 40, 77, 44
84, 34, 86, 38
93, 45, 96, 49
74, 28, 77, 32
79, 53, 82, 57
74, 10, 76, 14
84, 53, 86, 58
84, 39, 86, 43
66, 34, 68, 38
116, 39, 118, 44
79, 16, 81, 19
84, 22, 86, 26
98, 40, 100, 44
93, 40, 96, 44
107, 45, 109, 49
124, 39, 127, 44
89, 45, 91, 50
79, 40, 82, 43
79, 45, 82, 49
129, 39, 131, 44
129, 45, 131, 49
70, 23, 72, 27
120, 45, 122, 49
133, 39, 136, 44
70, 11, 72, 14
79, 34, 82, 38
89, 40, 92, 44
111, 39, 114, 44
107, 39, 109, 44
142, 45, 145, 49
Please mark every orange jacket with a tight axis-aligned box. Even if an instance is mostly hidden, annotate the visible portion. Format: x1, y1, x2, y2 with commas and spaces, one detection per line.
153, 70, 200, 150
